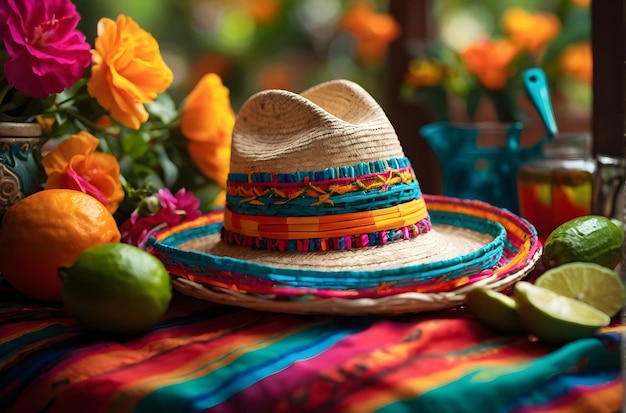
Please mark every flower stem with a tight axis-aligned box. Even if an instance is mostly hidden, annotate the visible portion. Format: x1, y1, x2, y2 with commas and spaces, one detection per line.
0, 83, 12, 106
56, 92, 91, 107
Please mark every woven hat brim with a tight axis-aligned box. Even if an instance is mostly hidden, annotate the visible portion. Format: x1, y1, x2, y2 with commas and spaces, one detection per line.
169, 258, 538, 315
148, 195, 541, 307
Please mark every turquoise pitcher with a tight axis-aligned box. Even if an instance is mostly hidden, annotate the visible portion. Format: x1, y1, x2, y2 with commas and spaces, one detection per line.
419, 121, 525, 213
419, 68, 556, 213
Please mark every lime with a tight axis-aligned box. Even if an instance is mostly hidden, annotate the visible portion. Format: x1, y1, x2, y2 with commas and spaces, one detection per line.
542, 215, 623, 270
535, 262, 625, 317
59, 243, 172, 335
514, 281, 610, 344
465, 287, 523, 333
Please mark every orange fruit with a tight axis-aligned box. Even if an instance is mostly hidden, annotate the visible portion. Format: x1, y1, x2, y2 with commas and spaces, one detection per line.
0, 189, 121, 302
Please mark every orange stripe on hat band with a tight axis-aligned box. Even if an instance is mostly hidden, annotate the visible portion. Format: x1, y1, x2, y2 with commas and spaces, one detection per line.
224, 198, 428, 240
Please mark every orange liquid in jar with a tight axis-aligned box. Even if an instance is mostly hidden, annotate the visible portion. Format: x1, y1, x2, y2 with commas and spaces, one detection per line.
517, 165, 593, 244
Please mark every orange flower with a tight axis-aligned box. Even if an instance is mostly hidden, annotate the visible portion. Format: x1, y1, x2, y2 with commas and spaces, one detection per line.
36, 116, 55, 135
181, 73, 235, 186
41, 131, 124, 214
340, 2, 401, 63
501, 8, 561, 55
459, 39, 518, 90
242, 0, 281, 24
560, 42, 592, 83
213, 189, 226, 208
87, 15, 173, 130
187, 141, 232, 188
404, 59, 447, 88
256, 63, 296, 91
571, 0, 590, 8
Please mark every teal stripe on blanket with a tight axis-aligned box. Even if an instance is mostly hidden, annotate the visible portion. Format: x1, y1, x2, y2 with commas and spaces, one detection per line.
133, 319, 367, 413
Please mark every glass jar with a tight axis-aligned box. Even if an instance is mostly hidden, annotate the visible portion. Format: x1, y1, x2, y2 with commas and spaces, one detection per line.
517, 133, 595, 243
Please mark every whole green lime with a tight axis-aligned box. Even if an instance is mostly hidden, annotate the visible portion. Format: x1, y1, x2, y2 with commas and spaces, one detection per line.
58, 243, 172, 335
542, 215, 623, 270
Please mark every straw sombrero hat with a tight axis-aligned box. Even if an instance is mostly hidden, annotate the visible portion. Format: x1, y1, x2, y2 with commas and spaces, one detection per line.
148, 79, 541, 315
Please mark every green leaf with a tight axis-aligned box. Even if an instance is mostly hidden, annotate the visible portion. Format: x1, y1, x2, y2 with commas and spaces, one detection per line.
153, 144, 179, 187
118, 155, 134, 179
146, 93, 178, 125
466, 86, 485, 121
132, 164, 165, 190
485, 84, 520, 123
409, 86, 449, 121
193, 183, 224, 212
121, 132, 149, 160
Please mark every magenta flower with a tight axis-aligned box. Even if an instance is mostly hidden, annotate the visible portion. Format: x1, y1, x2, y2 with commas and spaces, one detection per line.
121, 188, 202, 249
0, 0, 92, 98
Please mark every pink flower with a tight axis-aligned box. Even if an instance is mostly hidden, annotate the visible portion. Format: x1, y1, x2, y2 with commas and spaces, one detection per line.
120, 188, 202, 249
41, 131, 124, 214
0, 0, 92, 98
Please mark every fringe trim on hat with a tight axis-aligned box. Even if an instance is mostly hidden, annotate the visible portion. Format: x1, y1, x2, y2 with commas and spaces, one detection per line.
221, 216, 432, 252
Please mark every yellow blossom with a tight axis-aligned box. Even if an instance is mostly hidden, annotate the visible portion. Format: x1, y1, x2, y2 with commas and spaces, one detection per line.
404, 59, 447, 88
502, 8, 561, 55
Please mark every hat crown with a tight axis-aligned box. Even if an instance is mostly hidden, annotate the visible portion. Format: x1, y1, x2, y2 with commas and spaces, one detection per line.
223, 80, 431, 253
229, 79, 405, 174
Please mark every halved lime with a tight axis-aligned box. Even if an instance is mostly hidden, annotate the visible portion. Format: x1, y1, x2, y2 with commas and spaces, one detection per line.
535, 262, 625, 317
465, 287, 523, 333
514, 281, 610, 344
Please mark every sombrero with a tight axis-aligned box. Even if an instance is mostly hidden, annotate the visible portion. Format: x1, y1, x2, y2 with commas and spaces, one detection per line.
147, 79, 541, 315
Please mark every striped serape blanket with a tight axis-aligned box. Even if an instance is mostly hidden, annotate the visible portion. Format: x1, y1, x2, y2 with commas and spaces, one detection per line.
0, 279, 622, 413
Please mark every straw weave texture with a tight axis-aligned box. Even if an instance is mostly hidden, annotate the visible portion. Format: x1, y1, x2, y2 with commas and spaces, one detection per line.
179, 224, 492, 271
230, 79, 404, 174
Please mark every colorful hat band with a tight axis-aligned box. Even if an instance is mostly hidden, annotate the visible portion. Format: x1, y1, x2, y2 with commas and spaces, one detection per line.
222, 199, 430, 252
226, 157, 417, 216
222, 157, 431, 252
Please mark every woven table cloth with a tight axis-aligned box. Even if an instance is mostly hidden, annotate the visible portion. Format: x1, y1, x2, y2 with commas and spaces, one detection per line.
0, 278, 622, 413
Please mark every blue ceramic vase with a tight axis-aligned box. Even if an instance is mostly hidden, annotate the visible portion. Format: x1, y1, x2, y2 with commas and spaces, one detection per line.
0, 122, 46, 221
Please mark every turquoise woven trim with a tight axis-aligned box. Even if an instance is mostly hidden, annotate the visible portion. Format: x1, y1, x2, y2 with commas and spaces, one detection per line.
228, 181, 421, 216
151, 210, 506, 290
228, 157, 412, 183
226, 157, 420, 217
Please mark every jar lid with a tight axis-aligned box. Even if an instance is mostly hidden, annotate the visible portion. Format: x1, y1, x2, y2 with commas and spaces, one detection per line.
542, 133, 591, 159
0, 122, 43, 138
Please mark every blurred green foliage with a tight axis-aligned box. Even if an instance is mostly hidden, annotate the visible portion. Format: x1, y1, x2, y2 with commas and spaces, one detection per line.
72, 0, 393, 110
431, 0, 591, 106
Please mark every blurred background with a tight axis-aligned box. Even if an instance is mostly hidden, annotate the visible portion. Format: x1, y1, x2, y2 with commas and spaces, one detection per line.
71, 0, 593, 197
72, 0, 397, 108
71, 0, 591, 116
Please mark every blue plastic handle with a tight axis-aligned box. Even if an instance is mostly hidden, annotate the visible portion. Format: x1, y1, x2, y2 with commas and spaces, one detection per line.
523, 68, 558, 139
